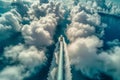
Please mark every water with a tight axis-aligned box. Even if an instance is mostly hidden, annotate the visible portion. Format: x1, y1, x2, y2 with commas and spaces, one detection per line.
48, 37, 72, 80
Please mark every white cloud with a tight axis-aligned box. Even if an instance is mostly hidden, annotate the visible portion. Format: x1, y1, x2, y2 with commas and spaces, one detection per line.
3, 44, 47, 79
22, 1, 66, 47
68, 36, 103, 78
67, 22, 95, 41
67, 2, 120, 79
18, 46, 46, 70
28, 1, 65, 20
0, 0, 120, 80
4, 44, 47, 69
22, 14, 57, 47
70, 9, 101, 26
66, 1, 106, 79
0, 66, 23, 80
67, 34, 120, 80
0, 1, 66, 80
99, 47, 120, 80
0, 11, 21, 41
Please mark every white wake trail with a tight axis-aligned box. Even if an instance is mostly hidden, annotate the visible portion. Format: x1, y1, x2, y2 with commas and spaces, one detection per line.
47, 42, 59, 80
63, 40, 72, 80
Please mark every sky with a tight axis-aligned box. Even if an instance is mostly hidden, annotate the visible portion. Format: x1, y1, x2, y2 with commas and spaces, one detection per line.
0, 0, 120, 80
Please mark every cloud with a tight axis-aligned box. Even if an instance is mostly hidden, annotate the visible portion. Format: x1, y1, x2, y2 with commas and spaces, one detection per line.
0, 66, 23, 80
67, 22, 95, 41
0, 11, 21, 42
0, 0, 120, 80
22, 1, 65, 47
66, 1, 120, 80
0, 1, 66, 80
91, 0, 120, 15
68, 36, 103, 78
68, 36, 120, 80
2, 44, 47, 80
11, 1, 29, 17
2, 1, 66, 48
22, 14, 57, 47
70, 6, 101, 26
107, 39, 120, 47
28, 1, 65, 20
99, 46, 120, 80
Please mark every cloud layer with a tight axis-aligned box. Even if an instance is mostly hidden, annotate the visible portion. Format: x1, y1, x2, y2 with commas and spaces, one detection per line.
0, 0, 120, 80
67, 0, 120, 80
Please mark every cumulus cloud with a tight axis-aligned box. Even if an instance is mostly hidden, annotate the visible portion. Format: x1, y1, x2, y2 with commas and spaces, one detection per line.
68, 36, 103, 78
66, 0, 120, 80
68, 36, 120, 80
22, 14, 58, 47
1, 44, 47, 80
0, 0, 66, 80
70, 5, 101, 26
99, 46, 120, 80
28, 1, 65, 20
0, 66, 23, 80
0, 11, 21, 42
90, 0, 120, 15
22, 1, 65, 48
67, 22, 95, 41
